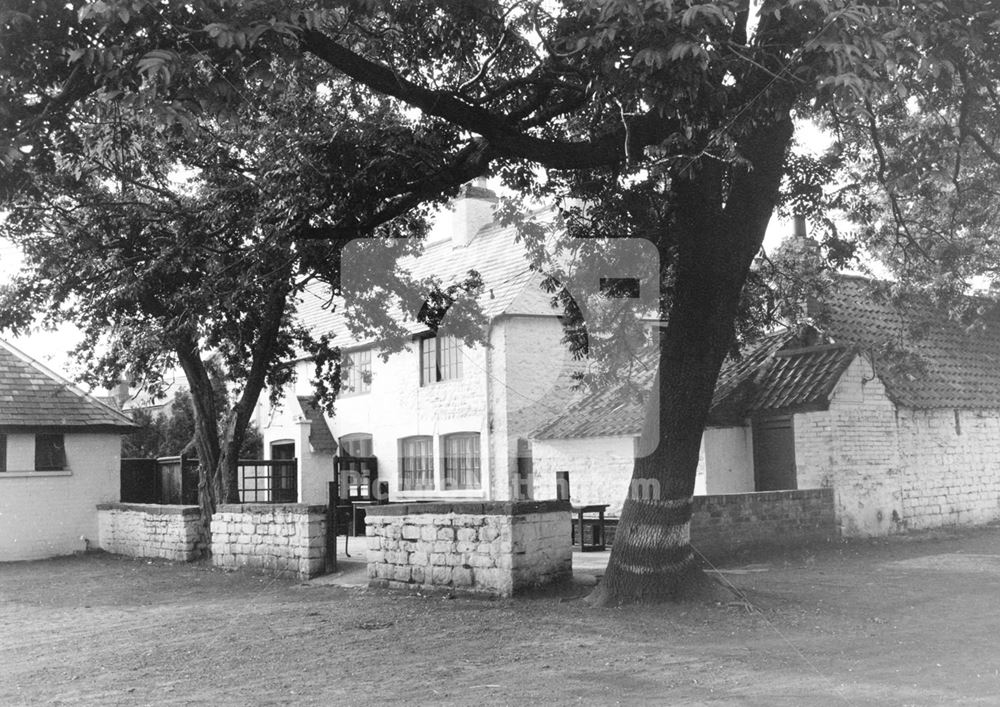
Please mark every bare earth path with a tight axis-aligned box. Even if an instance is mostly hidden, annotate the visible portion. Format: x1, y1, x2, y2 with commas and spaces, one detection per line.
4, 526, 1000, 706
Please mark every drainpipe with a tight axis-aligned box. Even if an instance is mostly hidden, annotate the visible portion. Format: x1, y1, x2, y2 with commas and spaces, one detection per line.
483, 317, 495, 501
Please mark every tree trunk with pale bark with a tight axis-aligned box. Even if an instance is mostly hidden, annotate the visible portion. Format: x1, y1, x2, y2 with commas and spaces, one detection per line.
589, 120, 793, 605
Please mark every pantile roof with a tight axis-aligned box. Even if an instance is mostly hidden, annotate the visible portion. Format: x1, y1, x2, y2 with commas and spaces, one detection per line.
530, 356, 657, 440
533, 273, 1000, 440
0, 340, 137, 430
811, 276, 1000, 409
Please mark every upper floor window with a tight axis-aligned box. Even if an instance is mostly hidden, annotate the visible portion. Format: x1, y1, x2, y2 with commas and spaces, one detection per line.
35, 433, 66, 471
442, 432, 481, 490
342, 348, 372, 396
420, 335, 461, 386
399, 435, 434, 491
339, 433, 373, 458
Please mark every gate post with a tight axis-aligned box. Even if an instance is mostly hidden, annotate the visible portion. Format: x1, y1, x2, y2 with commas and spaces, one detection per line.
326, 481, 337, 572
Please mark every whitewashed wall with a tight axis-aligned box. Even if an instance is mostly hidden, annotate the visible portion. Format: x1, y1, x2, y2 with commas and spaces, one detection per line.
0, 432, 120, 560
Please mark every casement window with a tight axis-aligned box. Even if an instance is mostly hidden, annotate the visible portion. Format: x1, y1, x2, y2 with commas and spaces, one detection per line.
420, 335, 462, 385
400, 436, 434, 491
442, 432, 481, 490
34, 433, 66, 471
339, 433, 373, 458
342, 348, 372, 396
0, 434, 6, 472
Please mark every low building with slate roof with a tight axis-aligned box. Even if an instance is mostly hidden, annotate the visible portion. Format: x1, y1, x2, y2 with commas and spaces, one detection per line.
256, 182, 594, 506
0, 338, 136, 560
530, 275, 1000, 537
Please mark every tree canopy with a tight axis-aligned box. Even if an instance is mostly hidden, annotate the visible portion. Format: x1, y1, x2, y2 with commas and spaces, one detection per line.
4, 0, 1000, 602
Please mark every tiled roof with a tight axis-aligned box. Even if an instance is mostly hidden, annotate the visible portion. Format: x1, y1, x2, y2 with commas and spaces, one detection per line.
296, 396, 337, 453
531, 334, 856, 439
530, 356, 657, 440
533, 274, 1000, 440
295, 216, 558, 347
0, 340, 138, 430
811, 276, 1000, 409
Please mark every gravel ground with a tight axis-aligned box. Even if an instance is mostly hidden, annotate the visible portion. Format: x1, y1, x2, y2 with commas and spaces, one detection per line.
4, 525, 1000, 705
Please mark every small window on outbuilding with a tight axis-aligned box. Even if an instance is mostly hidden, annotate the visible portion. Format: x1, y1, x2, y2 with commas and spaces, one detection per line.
35, 433, 66, 471
0, 434, 6, 472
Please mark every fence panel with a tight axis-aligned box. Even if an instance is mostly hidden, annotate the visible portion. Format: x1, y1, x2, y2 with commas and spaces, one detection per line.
120, 458, 159, 503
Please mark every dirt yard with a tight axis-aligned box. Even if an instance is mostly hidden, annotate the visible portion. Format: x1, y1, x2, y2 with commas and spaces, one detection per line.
4, 527, 1000, 706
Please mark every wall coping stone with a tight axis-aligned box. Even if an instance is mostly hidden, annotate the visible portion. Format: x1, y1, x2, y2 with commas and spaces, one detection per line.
97, 502, 201, 517
365, 500, 571, 517
695, 488, 833, 504
216, 503, 327, 514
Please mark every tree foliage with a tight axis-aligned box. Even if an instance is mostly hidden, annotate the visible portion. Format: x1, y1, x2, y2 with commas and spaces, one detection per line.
4, 0, 1000, 602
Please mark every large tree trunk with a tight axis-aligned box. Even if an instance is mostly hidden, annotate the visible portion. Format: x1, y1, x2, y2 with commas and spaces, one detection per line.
589, 119, 793, 605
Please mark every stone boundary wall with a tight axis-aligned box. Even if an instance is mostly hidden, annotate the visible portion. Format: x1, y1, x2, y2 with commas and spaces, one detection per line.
365, 500, 571, 597
97, 503, 206, 562
211, 504, 327, 579
689, 488, 837, 559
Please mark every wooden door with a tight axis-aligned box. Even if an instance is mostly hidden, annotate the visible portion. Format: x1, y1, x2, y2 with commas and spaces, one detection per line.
752, 415, 797, 491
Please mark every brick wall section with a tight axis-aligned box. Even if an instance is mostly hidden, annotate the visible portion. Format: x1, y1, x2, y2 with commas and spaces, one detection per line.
896, 409, 1000, 530
97, 503, 206, 561
793, 356, 903, 537
689, 489, 837, 558
211, 504, 327, 579
365, 500, 572, 597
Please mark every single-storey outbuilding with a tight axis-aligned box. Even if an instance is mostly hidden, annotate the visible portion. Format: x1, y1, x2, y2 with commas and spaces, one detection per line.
531, 276, 1000, 537
0, 339, 136, 560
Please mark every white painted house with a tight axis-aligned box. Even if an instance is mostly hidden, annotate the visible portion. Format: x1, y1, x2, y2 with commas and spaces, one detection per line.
0, 339, 137, 560
532, 275, 1000, 538
257, 184, 583, 505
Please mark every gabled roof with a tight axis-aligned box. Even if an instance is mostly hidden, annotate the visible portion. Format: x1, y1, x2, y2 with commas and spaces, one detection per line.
295, 216, 559, 346
0, 340, 137, 431
296, 396, 337, 453
810, 276, 1000, 409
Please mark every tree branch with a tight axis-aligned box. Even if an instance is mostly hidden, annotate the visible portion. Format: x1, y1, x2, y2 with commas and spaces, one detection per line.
300, 29, 675, 169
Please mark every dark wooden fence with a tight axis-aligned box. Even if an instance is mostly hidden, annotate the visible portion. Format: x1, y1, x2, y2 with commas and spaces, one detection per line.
122, 457, 298, 504
120, 456, 197, 505
120, 458, 159, 503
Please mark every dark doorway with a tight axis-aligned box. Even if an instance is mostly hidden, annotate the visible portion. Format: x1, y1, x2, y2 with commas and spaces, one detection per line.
271, 441, 295, 460
752, 415, 797, 491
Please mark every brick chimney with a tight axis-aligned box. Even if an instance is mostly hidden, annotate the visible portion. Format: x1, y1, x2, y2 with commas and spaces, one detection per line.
450, 178, 498, 247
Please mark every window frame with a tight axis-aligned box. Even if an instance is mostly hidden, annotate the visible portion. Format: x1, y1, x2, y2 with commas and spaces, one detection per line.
34, 433, 67, 472
399, 435, 434, 491
442, 432, 481, 490
341, 348, 372, 396
419, 334, 462, 386
339, 433, 373, 458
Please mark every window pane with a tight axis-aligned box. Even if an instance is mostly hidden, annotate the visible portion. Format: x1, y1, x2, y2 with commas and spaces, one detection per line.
343, 348, 372, 395
400, 436, 433, 490
339, 433, 373, 457
443, 433, 480, 490
440, 336, 462, 381
420, 338, 435, 386
0, 434, 6, 472
35, 434, 66, 471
